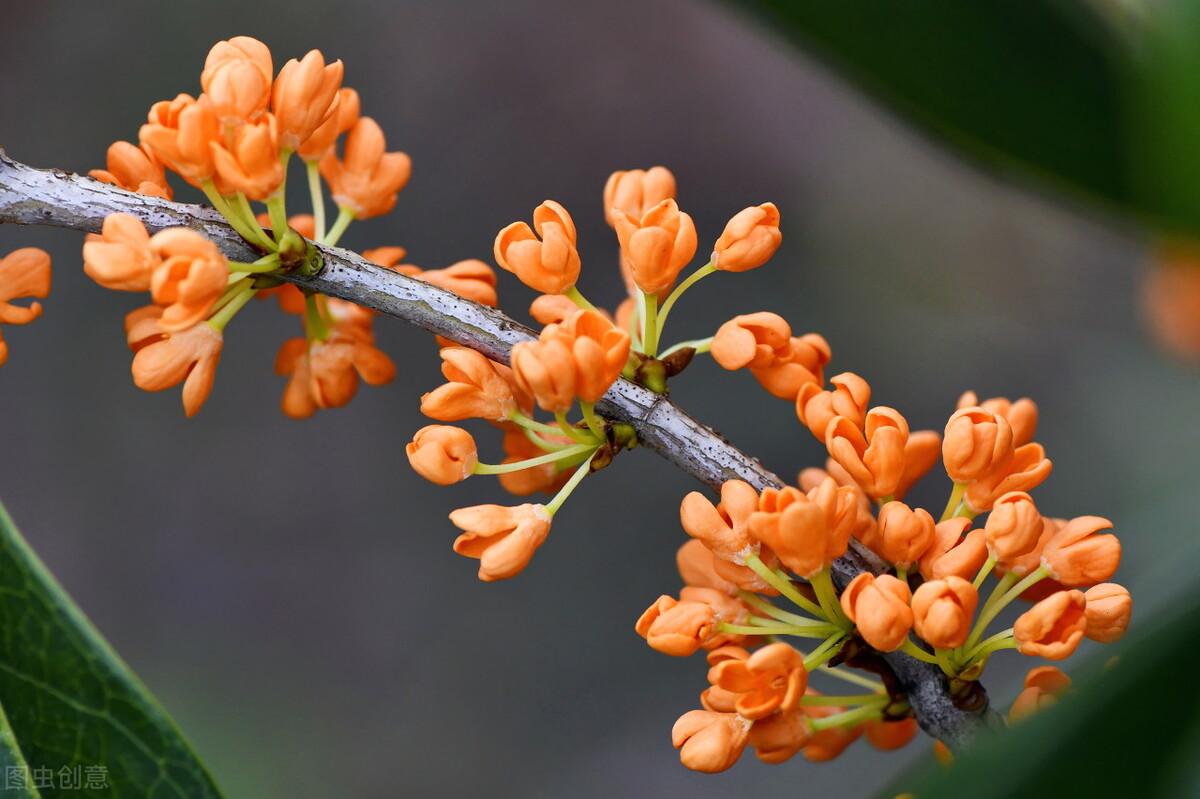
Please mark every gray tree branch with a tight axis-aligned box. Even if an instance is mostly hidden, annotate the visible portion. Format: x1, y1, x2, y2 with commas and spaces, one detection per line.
0, 152, 995, 749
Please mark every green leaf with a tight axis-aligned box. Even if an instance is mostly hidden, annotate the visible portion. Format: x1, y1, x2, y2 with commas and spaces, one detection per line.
890, 583, 1200, 798
0, 700, 43, 798
0, 501, 222, 798
729, 0, 1135, 214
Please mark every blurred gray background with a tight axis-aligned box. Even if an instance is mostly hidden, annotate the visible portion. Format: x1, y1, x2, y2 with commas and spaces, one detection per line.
1, 1, 1196, 796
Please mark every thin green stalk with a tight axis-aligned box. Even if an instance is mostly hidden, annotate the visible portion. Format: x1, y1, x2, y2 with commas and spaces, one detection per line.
940, 481, 967, 521
811, 569, 852, 628
579, 402, 606, 440
817, 666, 885, 693
640, 291, 659, 356
508, 411, 567, 437
899, 638, 939, 665
719, 622, 834, 639
808, 699, 889, 731
565, 286, 596, 311
658, 336, 713, 359
521, 427, 576, 452
233, 192, 274, 249
304, 293, 331, 341
803, 635, 847, 670
737, 591, 821, 626
972, 554, 998, 589
207, 284, 257, 331
306, 160, 327, 241
202, 182, 274, 250
543, 452, 597, 515
554, 411, 597, 445
655, 262, 714, 340
959, 628, 1016, 667
228, 253, 282, 274
744, 555, 826, 619
801, 693, 887, 707
473, 444, 596, 475
962, 566, 1047, 652
324, 207, 354, 247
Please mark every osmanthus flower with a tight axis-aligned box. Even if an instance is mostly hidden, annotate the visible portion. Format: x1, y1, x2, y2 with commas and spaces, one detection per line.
603, 166, 676, 227
129, 316, 223, 417
210, 114, 285, 200
864, 717, 919, 751
1013, 589, 1087, 660
711, 202, 783, 273
297, 87, 360, 162
801, 700, 865, 762
1083, 583, 1132, 643
910, 577, 977, 649
963, 441, 1053, 513
825, 407, 910, 500
319, 117, 412, 219
201, 35, 274, 124
448, 503, 552, 582
748, 707, 812, 764
957, 390, 1039, 448
82, 213, 160, 292
942, 406, 1014, 484
749, 486, 847, 580
1009, 666, 1071, 723
89, 141, 173, 199
139, 94, 222, 188
711, 312, 831, 401
271, 49, 344, 151
1040, 515, 1121, 586
494, 201, 582, 295
275, 322, 396, 418
510, 309, 630, 411
420, 346, 528, 422
839, 573, 913, 652
148, 229, 229, 331
870, 501, 935, 572
0, 248, 52, 367
405, 425, 479, 485
680, 479, 780, 593
796, 372, 871, 442
671, 710, 752, 773
636, 592, 738, 657
676, 539, 740, 596
612, 198, 698, 295
984, 491, 1044, 567
708, 642, 808, 720
918, 518, 988, 582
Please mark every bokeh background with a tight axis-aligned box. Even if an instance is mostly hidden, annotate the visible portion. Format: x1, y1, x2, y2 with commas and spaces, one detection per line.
1, 1, 1196, 796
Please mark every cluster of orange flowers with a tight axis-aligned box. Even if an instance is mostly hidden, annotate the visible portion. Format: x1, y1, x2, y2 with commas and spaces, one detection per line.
0, 248, 52, 367
75, 36, 496, 417
637, 383, 1131, 771
406, 167, 784, 580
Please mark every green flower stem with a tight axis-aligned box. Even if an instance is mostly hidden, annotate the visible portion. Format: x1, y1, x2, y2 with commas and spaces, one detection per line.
803, 634, 848, 670
234, 192, 274, 247
324, 206, 354, 247
658, 336, 713, 359
266, 150, 292, 242
565, 286, 597, 311
972, 554, 998, 589
719, 622, 835, 639
306, 161, 327, 241
962, 566, 1047, 653
228, 253, 282, 273
209, 276, 253, 315
899, 637, 940, 665
811, 569, 852, 629
473, 444, 597, 475
554, 411, 598, 445
959, 627, 1016, 667
304, 293, 331, 341
935, 646, 958, 677
816, 665, 885, 693
744, 555, 827, 620
207, 283, 257, 332
521, 427, 576, 452
579, 402, 606, 440
808, 699, 889, 731
640, 291, 660, 356
202, 182, 275, 251
895, 566, 908, 582
801, 693, 888, 707
940, 481, 968, 521
737, 591, 821, 626
508, 411, 567, 437
543, 452, 597, 516
655, 261, 715, 340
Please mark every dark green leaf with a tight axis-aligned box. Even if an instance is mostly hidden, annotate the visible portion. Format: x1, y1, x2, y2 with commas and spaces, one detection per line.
0, 501, 222, 798
0, 700, 42, 798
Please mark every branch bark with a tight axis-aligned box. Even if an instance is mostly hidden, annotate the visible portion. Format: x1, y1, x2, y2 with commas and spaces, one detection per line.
0, 152, 996, 748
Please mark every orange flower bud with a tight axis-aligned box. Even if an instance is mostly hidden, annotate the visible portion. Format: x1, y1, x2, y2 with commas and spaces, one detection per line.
681, 586, 752, 646
680, 480, 778, 593
636, 595, 716, 657
711, 642, 807, 720
1041, 515, 1121, 586
319, 117, 411, 219
494, 200, 581, 294
750, 334, 830, 401
211, 114, 285, 200
417, 261, 498, 307
749, 490, 834, 579
985, 491, 1043, 566
405, 425, 478, 485
272, 50, 344, 151
796, 372, 871, 442
712, 202, 782, 272
874, 501, 936, 569
275, 321, 394, 418
672, 710, 750, 773
89, 141, 172, 199
1083, 583, 1131, 643
298, 87, 360, 161
562, 309, 631, 402
139, 94, 221, 188
1014, 590, 1087, 659
612, 199, 697, 294
895, 429, 942, 500
421, 346, 522, 422
676, 539, 739, 595
911, 577, 978, 649
712, 312, 791, 370
603, 166, 676, 226
933, 530, 988, 582
701, 646, 748, 713
201, 36, 273, 124
529, 294, 580, 326
865, 717, 918, 751
964, 442, 1052, 512
80, 214, 158, 292
1009, 665, 1070, 723
942, 406, 1014, 483
805, 476, 870, 562
957, 391, 1038, 447
840, 573, 913, 652
449, 503, 551, 581
130, 323, 223, 416
147, 229, 227, 332
918, 518, 971, 581
510, 334, 575, 414
749, 707, 811, 764
1001, 516, 1059, 579
125, 305, 165, 352
0, 248, 52, 367
826, 407, 910, 499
